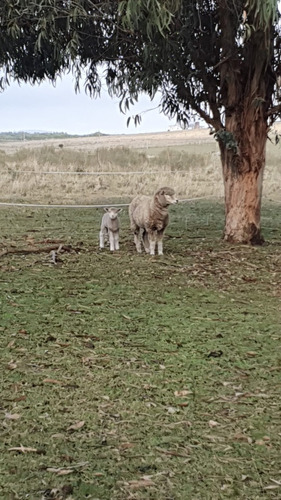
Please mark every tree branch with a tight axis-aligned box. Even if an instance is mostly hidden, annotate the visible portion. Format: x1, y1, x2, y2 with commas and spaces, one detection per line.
267, 103, 281, 117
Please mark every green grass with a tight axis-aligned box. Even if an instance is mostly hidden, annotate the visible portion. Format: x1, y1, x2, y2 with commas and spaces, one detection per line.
1, 200, 281, 499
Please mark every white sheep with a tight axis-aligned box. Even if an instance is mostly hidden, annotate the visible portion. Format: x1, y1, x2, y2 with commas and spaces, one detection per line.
129, 187, 178, 255
99, 207, 122, 251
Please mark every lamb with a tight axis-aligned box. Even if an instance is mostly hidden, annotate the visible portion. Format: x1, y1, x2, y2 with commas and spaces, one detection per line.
129, 187, 178, 256
99, 207, 122, 251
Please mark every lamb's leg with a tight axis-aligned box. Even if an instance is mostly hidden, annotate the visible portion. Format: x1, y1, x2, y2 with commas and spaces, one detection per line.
114, 231, 120, 251
109, 230, 115, 251
99, 229, 105, 249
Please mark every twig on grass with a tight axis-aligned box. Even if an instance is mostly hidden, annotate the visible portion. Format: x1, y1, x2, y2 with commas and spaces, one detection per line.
155, 447, 190, 458
0, 244, 82, 258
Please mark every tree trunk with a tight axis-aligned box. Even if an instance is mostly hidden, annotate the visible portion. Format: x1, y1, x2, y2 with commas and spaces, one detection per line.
222, 163, 264, 244
219, 118, 267, 245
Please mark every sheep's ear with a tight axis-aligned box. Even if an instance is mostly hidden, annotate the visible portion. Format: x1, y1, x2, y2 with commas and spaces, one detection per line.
117, 208, 122, 213
160, 189, 164, 195
104, 208, 109, 212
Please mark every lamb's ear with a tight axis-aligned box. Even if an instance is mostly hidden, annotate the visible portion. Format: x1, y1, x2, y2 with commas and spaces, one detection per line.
117, 208, 122, 213
104, 208, 109, 212
159, 189, 164, 195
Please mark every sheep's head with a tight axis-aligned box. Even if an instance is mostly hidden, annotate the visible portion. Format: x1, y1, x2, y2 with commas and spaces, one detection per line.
105, 207, 122, 220
155, 187, 178, 207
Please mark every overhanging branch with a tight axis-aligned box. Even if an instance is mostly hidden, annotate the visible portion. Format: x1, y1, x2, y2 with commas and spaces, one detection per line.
267, 103, 281, 117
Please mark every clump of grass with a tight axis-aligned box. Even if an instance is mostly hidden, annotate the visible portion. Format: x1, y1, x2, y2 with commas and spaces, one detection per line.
152, 149, 210, 171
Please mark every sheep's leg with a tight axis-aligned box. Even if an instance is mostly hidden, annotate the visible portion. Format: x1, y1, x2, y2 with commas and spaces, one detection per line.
148, 231, 157, 255
142, 230, 150, 254
134, 230, 142, 253
157, 230, 165, 255
109, 230, 115, 251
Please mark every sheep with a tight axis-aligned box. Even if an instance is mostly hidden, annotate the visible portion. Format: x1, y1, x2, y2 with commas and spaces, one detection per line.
99, 207, 122, 251
129, 187, 178, 255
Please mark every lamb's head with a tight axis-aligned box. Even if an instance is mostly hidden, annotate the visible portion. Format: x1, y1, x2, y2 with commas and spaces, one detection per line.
154, 187, 178, 207
105, 207, 122, 220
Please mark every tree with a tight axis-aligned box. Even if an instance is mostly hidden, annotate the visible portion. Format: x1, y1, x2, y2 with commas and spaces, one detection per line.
1, 0, 280, 243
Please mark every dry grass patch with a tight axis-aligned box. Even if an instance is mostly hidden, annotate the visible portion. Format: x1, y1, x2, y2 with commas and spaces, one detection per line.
0, 143, 222, 204
0, 128, 281, 205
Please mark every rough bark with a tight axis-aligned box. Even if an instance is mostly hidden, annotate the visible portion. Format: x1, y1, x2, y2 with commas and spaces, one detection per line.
222, 162, 265, 244
219, 118, 267, 244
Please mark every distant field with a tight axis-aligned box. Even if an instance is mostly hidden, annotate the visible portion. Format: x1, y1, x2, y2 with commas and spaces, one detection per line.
0, 127, 281, 204
0, 128, 215, 154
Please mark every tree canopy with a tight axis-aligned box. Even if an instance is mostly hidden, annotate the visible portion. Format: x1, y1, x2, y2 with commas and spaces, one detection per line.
1, 1, 280, 129
1, 0, 281, 243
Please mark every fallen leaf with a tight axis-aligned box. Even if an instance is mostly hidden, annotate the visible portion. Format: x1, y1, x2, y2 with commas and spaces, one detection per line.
5, 413, 21, 420
255, 439, 265, 446
47, 468, 73, 476
221, 484, 230, 491
246, 351, 258, 357
207, 350, 223, 358
120, 442, 134, 449
208, 420, 219, 428
7, 360, 17, 370
13, 395, 26, 402
9, 445, 38, 453
269, 479, 281, 486
167, 406, 178, 414
127, 479, 155, 490
233, 433, 252, 444
122, 314, 131, 320
146, 401, 157, 408
43, 378, 63, 385
174, 390, 192, 397
67, 421, 85, 431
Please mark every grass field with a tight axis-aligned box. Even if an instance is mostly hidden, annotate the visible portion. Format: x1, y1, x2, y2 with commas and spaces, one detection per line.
1, 127, 281, 204
1, 199, 281, 499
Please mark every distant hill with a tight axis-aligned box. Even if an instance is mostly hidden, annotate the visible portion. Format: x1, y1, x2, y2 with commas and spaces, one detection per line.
0, 131, 107, 142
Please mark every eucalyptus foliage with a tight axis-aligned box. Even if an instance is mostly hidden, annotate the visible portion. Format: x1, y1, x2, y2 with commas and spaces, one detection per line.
1, 0, 280, 131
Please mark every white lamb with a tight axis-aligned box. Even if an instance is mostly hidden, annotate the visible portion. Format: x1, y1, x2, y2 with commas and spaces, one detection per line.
99, 207, 122, 251
129, 187, 178, 256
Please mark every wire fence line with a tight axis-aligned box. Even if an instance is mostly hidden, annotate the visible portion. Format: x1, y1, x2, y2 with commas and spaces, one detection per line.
0, 196, 220, 209
0, 169, 193, 176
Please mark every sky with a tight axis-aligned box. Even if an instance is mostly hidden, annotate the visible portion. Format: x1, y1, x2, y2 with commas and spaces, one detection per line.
0, 73, 175, 136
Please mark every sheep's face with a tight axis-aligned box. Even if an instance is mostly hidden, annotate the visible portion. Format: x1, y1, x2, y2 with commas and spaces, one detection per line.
164, 193, 178, 205
105, 207, 122, 220
156, 188, 178, 206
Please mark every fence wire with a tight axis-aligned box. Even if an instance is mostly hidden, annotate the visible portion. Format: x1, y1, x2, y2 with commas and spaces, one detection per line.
0, 196, 220, 209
